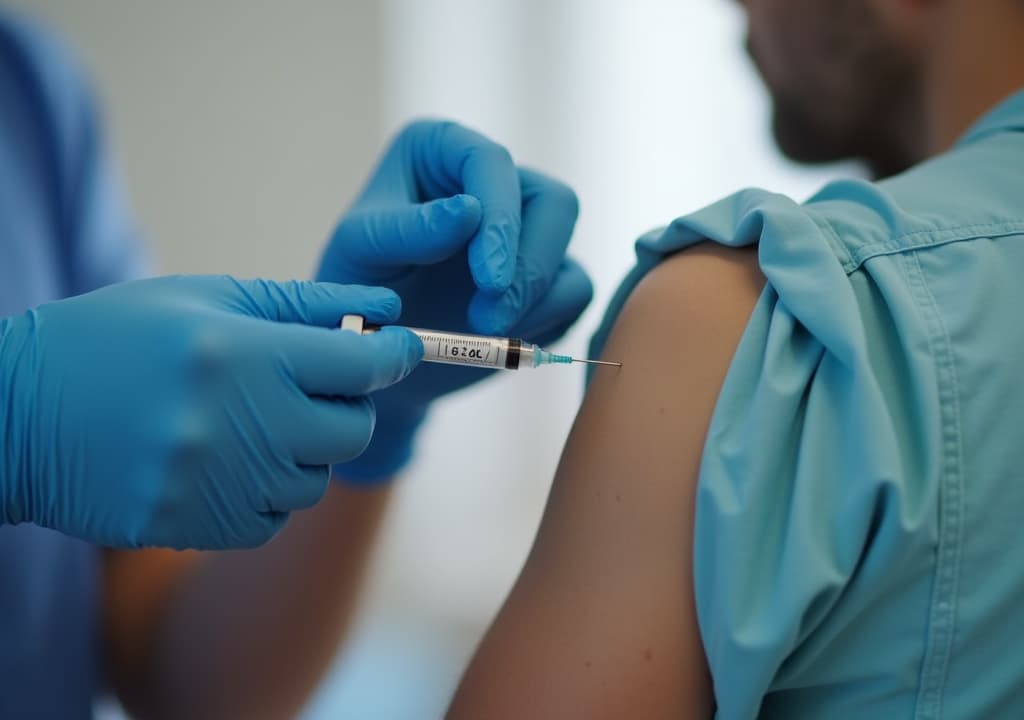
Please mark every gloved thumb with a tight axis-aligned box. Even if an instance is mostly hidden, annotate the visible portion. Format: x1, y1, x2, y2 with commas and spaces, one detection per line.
330, 195, 483, 279
281, 324, 424, 397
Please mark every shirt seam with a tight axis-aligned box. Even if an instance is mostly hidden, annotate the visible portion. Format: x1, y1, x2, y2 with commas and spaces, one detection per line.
902, 249, 965, 720
826, 220, 1024, 274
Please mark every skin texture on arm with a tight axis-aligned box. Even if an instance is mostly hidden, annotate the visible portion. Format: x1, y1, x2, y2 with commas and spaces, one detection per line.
447, 243, 765, 719
103, 481, 393, 720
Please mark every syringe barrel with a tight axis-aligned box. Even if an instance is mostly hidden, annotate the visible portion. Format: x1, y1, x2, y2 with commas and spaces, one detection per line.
405, 327, 522, 369
340, 314, 529, 369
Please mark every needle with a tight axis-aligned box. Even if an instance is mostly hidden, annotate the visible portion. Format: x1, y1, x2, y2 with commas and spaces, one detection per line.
572, 358, 622, 367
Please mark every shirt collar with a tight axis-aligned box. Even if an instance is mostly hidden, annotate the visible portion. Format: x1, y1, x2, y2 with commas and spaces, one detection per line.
955, 88, 1024, 147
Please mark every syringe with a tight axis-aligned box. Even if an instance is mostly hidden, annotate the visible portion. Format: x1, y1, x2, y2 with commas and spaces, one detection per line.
340, 315, 622, 371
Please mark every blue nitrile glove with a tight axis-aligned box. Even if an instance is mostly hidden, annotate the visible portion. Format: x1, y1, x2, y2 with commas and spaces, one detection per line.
318, 120, 593, 481
0, 275, 422, 549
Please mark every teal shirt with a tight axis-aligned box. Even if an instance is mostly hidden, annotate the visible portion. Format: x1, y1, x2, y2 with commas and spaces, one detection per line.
590, 90, 1024, 719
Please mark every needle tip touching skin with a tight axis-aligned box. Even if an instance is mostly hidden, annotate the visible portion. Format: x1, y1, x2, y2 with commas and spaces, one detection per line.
573, 358, 622, 367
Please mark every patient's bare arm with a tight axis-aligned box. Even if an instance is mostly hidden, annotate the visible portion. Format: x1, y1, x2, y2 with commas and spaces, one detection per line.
447, 243, 765, 719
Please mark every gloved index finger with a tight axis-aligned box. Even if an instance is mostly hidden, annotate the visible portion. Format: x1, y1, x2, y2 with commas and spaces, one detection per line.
468, 167, 582, 335
227, 278, 402, 328
433, 122, 523, 293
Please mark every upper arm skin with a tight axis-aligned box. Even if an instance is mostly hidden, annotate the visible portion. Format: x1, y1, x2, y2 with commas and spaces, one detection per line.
447, 243, 765, 719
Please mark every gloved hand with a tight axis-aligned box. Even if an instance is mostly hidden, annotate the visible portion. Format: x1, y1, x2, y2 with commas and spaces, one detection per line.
0, 275, 422, 549
318, 120, 593, 481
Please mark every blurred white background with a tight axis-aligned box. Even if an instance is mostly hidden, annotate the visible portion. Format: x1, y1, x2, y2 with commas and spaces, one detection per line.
7, 1, 847, 717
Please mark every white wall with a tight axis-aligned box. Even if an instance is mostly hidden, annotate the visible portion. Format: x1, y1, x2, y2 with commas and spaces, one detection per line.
7, 0, 386, 280
5, 2, 853, 718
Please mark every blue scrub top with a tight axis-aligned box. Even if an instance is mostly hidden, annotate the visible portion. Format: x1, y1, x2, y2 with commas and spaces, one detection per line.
0, 12, 148, 718
590, 90, 1024, 718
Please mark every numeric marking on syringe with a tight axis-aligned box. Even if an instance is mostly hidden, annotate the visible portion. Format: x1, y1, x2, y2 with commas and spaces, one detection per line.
442, 339, 494, 364
420, 334, 499, 366
451, 346, 485, 359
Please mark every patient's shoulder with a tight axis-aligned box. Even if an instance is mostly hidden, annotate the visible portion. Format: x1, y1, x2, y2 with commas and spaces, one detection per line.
602, 242, 765, 397
626, 242, 763, 322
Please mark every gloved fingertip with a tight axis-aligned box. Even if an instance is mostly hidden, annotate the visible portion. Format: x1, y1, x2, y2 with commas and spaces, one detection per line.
340, 286, 402, 324
430, 195, 482, 242
374, 326, 424, 376
400, 326, 425, 365
372, 291, 403, 323
442, 193, 482, 217
470, 225, 514, 292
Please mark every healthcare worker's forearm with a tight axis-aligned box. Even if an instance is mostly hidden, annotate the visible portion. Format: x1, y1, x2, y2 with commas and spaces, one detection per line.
105, 481, 395, 720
